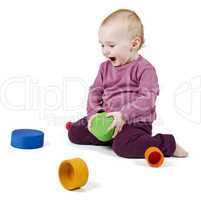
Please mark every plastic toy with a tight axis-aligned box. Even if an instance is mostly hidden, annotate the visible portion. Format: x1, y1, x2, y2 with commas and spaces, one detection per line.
11, 129, 44, 149
90, 112, 115, 142
58, 158, 89, 190
144, 146, 164, 167
66, 121, 73, 130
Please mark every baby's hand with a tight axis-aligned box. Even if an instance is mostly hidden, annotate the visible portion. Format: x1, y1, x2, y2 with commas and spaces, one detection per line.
87, 113, 99, 133
106, 112, 125, 138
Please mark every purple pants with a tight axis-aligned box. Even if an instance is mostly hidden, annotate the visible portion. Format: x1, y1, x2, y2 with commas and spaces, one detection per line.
68, 116, 176, 158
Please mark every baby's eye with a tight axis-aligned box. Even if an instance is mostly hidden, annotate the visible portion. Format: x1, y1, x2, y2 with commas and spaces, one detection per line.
101, 44, 104, 48
109, 44, 115, 48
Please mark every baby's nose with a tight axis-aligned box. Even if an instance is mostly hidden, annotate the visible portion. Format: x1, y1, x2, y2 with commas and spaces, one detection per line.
102, 48, 110, 57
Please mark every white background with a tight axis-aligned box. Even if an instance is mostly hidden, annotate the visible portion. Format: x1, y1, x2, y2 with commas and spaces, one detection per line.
0, 0, 201, 199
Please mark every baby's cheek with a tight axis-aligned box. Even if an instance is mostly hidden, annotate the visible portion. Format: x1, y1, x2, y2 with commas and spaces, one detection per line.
120, 52, 129, 63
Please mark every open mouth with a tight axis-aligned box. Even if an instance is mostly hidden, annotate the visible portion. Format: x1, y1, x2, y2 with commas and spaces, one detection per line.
109, 57, 116, 62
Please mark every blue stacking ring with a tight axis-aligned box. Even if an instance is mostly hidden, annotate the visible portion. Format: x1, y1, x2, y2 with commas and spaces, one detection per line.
11, 129, 44, 149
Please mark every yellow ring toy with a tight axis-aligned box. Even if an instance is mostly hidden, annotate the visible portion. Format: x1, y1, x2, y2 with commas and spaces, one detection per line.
58, 158, 89, 190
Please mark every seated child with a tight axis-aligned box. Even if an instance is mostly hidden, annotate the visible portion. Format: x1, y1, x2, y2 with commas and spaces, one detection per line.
68, 9, 188, 158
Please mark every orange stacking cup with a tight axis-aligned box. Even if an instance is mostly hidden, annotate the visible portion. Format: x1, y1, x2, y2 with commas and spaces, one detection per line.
58, 158, 89, 190
144, 147, 164, 167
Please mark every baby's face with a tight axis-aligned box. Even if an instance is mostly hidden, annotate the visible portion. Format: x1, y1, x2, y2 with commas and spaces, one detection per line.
99, 22, 134, 67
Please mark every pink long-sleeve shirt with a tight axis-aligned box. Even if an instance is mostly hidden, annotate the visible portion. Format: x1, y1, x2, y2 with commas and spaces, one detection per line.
87, 55, 160, 124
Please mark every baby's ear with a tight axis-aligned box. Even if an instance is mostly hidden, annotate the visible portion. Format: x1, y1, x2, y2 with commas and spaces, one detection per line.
131, 36, 142, 50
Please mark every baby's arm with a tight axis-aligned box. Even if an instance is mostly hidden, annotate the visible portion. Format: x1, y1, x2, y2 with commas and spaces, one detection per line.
120, 67, 159, 123
87, 64, 104, 121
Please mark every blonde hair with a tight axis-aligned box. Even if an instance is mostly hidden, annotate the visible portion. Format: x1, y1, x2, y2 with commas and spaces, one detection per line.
101, 9, 144, 49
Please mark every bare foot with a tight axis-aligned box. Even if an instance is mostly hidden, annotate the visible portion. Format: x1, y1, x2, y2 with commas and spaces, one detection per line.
173, 143, 188, 157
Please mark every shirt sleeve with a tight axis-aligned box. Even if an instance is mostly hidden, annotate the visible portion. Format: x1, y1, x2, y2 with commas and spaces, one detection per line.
87, 64, 105, 121
120, 67, 159, 123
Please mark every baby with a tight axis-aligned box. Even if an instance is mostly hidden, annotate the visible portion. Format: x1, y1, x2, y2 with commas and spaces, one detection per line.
68, 9, 188, 158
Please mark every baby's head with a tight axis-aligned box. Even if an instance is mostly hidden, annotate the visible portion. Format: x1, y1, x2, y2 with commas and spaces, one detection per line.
99, 9, 144, 67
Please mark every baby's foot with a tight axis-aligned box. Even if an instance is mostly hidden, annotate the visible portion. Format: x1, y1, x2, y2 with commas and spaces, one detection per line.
173, 143, 188, 157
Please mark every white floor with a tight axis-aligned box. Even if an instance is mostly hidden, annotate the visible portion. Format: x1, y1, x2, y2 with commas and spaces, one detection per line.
0, 120, 199, 200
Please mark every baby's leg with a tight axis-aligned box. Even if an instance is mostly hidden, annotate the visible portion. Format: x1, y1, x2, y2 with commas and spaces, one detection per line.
112, 122, 176, 158
67, 116, 112, 146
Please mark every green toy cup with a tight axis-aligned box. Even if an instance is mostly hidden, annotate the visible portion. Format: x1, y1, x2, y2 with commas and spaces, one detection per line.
90, 112, 115, 142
